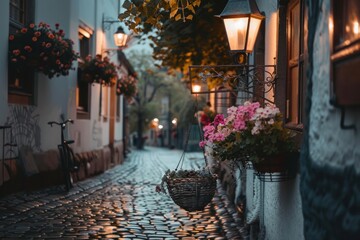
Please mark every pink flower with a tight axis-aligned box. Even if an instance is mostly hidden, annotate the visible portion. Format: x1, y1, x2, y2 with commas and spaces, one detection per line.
213, 114, 225, 127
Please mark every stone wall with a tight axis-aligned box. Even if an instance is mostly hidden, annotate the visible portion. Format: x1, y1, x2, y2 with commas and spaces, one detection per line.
0, 141, 124, 195
301, 0, 360, 238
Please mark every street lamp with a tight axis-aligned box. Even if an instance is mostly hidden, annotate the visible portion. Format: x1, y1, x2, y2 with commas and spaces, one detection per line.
192, 84, 201, 94
102, 14, 129, 49
188, 0, 277, 107
218, 0, 265, 63
113, 26, 128, 48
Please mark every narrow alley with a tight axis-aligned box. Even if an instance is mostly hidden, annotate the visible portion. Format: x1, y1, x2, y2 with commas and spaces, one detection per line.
0, 147, 246, 239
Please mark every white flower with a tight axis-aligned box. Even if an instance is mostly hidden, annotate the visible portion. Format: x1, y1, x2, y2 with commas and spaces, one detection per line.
251, 127, 260, 135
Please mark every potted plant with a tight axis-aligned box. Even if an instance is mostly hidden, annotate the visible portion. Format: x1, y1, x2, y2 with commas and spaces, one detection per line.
79, 54, 118, 86
116, 74, 137, 101
200, 101, 298, 173
157, 169, 216, 211
8, 22, 78, 79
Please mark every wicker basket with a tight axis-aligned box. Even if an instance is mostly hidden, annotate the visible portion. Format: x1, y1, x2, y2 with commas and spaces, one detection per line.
166, 175, 216, 211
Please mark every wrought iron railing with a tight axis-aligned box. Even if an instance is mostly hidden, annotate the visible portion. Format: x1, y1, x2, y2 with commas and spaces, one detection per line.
189, 64, 277, 106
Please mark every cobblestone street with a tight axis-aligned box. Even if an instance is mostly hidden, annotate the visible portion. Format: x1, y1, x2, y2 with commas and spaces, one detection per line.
0, 147, 246, 239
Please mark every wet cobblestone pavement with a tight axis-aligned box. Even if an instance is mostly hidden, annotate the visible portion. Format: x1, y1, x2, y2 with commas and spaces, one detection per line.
0, 147, 247, 239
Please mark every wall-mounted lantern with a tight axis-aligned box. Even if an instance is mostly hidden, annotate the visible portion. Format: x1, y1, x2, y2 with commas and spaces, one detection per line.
192, 84, 202, 94
102, 14, 128, 49
113, 26, 128, 48
218, 0, 265, 63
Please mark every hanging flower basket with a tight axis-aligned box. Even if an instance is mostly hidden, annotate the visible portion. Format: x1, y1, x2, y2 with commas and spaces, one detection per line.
116, 74, 137, 100
8, 22, 78, 79
79, 54, 118, 86
160, 169, 216, 211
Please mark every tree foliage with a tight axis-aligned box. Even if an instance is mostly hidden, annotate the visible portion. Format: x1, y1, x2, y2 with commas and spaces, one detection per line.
119, 0, 202, 34
119, 0, 233, 72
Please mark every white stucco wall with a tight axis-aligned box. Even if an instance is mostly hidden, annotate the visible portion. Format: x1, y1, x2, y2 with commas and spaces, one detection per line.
30, 0, 78, 151
263, 176, 304, 240
0, 0, 124, 154
72, 0, 124, 152
243, 1, 305, 240
256, 0, 278, 102
309, 0, 360, 171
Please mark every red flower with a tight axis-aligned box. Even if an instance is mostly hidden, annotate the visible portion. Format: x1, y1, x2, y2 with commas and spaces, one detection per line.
12, 49, 20, 56
9, 35, 14, 41
24, 46, 32, 52
32, 37, 38, 42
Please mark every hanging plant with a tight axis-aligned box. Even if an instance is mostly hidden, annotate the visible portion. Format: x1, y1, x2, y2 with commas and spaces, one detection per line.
116, 74, 137, 100
8, 22, 78, 79
79, 54, 118, 86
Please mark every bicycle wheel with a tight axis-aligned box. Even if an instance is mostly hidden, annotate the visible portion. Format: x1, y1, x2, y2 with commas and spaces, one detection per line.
58, 145, 73, 191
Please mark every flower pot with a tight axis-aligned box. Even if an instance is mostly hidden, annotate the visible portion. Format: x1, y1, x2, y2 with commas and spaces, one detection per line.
253, 154, 290, 173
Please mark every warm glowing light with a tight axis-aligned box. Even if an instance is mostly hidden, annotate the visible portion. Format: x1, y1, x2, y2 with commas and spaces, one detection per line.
353, 21, 359, 34
346, 25, 350, 33
158, 125, 163, 129
153, 118, 159, 123
113, 27, 128, 47
172, 118, 177, 125
218, 0, 264, 53
329, 17, 334, 32
192, 84, 201, 93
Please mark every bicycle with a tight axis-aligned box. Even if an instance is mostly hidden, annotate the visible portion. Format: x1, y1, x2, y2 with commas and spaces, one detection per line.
48, 119, 78, 191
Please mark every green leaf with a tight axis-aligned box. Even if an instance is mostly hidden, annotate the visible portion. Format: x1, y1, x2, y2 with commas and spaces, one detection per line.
169, 0, 177, 8
135, 17, 141, 24
187, 5, 195, 13
175, 13, 182, 21
170, 9, 178, 18
122, 0, 132, 9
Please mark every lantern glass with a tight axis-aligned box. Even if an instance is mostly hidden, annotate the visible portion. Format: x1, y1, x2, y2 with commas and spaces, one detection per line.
114, 32, 128, 47
223, 17, 249, 51
246, 17, 262, 52
192, 84, 201, 93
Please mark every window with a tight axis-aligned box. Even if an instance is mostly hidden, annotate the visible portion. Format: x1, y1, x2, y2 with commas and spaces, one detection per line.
8, 0, 35, 105
77, 26, 93, 119
286, 0, 307, 128
330, 0, 360, 106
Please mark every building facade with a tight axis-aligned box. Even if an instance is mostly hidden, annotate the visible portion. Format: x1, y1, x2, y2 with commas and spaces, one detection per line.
207, 0, 360, 239
0, 0, 134, 191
